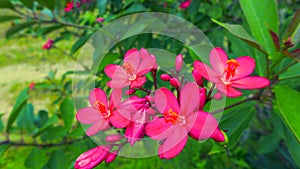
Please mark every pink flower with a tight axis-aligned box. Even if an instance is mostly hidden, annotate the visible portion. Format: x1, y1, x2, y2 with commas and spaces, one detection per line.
194, 47, 270, 98
76, 88, 130, 136
64, 2, 74, 12
122, 96, 155, 146
74, 145, 111, 169
104, 48, 156, 89
179, 0, 192, 9
42, 39, 54, 50
146, 83, 224, 159
29, 82, 35, 90
96, 17, 105, 23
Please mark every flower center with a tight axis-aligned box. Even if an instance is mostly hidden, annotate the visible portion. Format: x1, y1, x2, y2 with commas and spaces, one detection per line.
123, 62, 136, 80
164, 108, 178, 124
94, 100, 111, 120
224, 59, 239, 80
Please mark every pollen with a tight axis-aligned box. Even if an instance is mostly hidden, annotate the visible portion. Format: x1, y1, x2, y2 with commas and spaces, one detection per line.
224, 59, 239, 80
164, 108, 178, 124
123, 62, 136, 80
94, 100, 111, 119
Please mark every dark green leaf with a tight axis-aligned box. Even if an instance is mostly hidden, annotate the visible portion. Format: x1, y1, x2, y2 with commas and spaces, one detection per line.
16, 103, 35, 133
97, 53, 119, 73
25, 147, 48, 169
34, 110, 49, 128
0, 144, 10, 156
257, 133, 280, 154
20, 0, 34, 9
33, 115, 58, 137
60, 97, 75, 130
36, 0, 56, 10
240, 0, 278, 59
97, 0, 107, 15
0, 0, 14, 9
46, 149, 68, 169
6, 21, 36, 38
212, 19, 267, 55
38, 24, 64, 36
283, 9, 300, 40
220, 106, 256, 148
0, 15, 21, 23
6, 88, 29, 132
284, 125, 300, 167
274, 86, 300, 142
70, 34, 91, 55
41, 126, 67, 141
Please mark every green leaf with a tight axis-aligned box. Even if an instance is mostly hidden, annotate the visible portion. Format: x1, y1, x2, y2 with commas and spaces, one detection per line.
6, 88, 29, 132
257, 133, 280, 154
25, 147, 48, 169
60, 97, 75, 130
274, 86, 300, 142
0, 15, 21, 23
38, 24, 64, 36
279, 63, 300, 80
16, 103, 35, 133
20, 0, 34, 9
6, 21, 36, 38
33, 115, 58, 137
240, 0, 278, 58
34, 110, 49, 128
284, 125, 300, 167
0, 0, 14, 9
36, 0, 56, 10
283, 9, 300, 40
212, 19, 267, 55
41, 126, 67, 141
97, 0, 107, 15
46, 149, 68, 169
0, 144, 10, 156
97, 53, 119, 73
70, 34, 91, 55
220, 106, 256, 148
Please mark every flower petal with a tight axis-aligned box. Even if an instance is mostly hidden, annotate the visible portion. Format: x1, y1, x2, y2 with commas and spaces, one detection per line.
130, 76, 146, 88
109, 88, 122, 108
180, 82, 199, 115
110, 110, 130, 128
89, 88, 108, 108
124, 48, 138, 59
155, 88, 180, 114
188, 111, 224, 141
76, 107, 102, 124
209, 47, 228, 75
216, 83, 243, 98
194, 61, 219, 83
136, 54, 155, 76
231, 76, 270, 89
232, 56, 256, 80
158, 126, 188, 159
104, 64, 127, 79
146, 118, 172, 140
125, 110, 148, 146
123, 51, 141, 73
86, 121, 110, 136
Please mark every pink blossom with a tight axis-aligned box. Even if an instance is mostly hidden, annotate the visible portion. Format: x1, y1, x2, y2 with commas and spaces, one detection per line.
76, 88, 130, 136
29, 82, 35, 90
194, 47, 270, 98
169, 78, 181, 89
146, 83, 224, 159
192, 69, 203, 86
105, 151, 118, 163
64, 2, 74, 12
175, 54, 183, 72
104, 48, 156, 89
96, 17, 105, 23
74, 145, 111, 169
42, 39, 54, 50
179, 0, 192, 9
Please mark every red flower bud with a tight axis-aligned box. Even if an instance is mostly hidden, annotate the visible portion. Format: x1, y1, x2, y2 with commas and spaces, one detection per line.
160, 74, 171, 81
175, 54, 183, 73
29, 82, 35, 90
105, 134, 122, 143
192, 69, 203, 86
105, 151, 118, 163
199, 88, 206, 110
125, 89, 136, 95
170, 78, 181, 89
213, 92, 223, 100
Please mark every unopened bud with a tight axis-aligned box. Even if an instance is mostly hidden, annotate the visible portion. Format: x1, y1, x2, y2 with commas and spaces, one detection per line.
213, 92, 223, 100
175, 54, 183, 73
199, 88, 206, 110
170, 78, 181, 89
192, 69, 203, 86
125, 89, 136, 95
160, 74, 171, 81
105, 151, 118, 163
105, 134, 122, 143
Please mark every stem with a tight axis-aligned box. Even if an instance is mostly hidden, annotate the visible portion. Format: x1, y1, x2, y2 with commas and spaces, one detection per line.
0, 137, 88, 147
210, 95, 259, 115
278, 75, 300, 81
271, 61, 297, 79
152, 69, 158, 89
207, 83, 215, 100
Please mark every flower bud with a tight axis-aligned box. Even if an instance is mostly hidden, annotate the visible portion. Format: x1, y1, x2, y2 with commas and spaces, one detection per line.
199, 88, 206, 110
29, 82, 35, 90
218, 130, 229, 146
175, 54, 183, 73
213, 92, 223, 100
192, 69, 203, 86
169, 78, 181, 89
160, 74, 171, 81
74, 145, 111, 169
105, 151, 118, 163
105, 134, 122, 143
125, 89, 136, 95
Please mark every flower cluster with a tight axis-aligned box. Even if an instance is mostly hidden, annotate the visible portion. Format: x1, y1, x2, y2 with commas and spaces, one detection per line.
42, 39, 54, 50
75, 47, 270, 168
64, 0, 92, 13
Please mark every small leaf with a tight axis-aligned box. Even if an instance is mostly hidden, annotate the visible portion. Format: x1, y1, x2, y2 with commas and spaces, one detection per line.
33, 115, 58, 137
60, 97, 75, 130
45, 149, 68, 169
274, 86, 300, 142
6, 88, 29, 132
34, 110, 49, 128
283, 9, 300, 40
0, 0, 14, 9
25, 147, 48, 169
97, 0, 107, 15
269, 30, 280, 51
36, 0, 56, 10
16, 103, 35, 133
0, 144, 10, 156
6, 21, 36, 38
41, 126, 67, 141
70, 34, 92, 55
20, 0, 34, 9
0, 15, 21, 23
